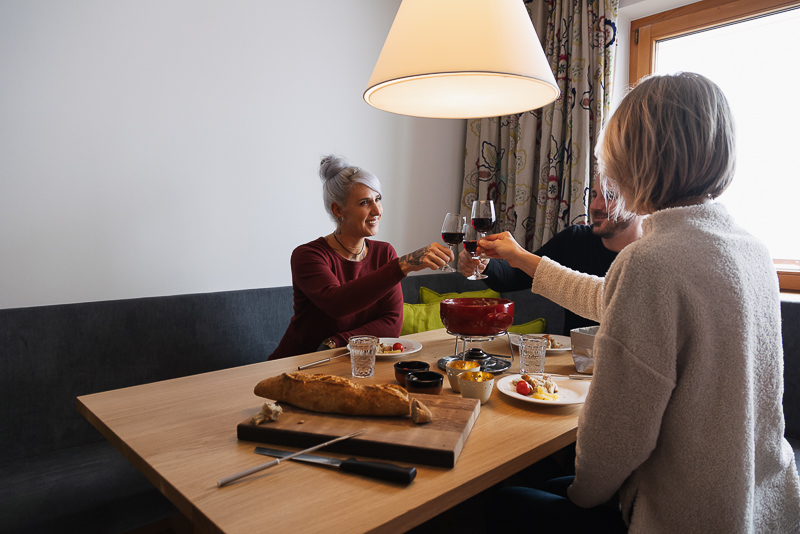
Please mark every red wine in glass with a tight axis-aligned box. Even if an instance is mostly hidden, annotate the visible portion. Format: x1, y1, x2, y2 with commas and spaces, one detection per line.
470, 200, 496, 237
440, 213, 466, 272
464, 240, 478, 255
471, 217, 494, 233
442, 232, 464, 246
463, 224, 486, 280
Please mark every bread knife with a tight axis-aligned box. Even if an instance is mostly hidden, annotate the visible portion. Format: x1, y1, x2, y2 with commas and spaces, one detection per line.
254, 447, 416, 484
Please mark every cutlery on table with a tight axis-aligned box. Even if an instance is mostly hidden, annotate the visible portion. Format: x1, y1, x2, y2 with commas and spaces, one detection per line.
525, 372, 592, 380
255, 447, 417, 484
217, 429, 365, 487
298, 351, 350, 370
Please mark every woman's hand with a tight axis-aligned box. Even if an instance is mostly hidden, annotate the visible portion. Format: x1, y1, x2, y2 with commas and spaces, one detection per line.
458, 247, 489, 278
479, 232, 541, 277
398, 243, 454, 274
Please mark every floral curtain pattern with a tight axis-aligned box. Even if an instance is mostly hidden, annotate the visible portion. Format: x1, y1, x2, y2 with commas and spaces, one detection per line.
461, 0, 619, 252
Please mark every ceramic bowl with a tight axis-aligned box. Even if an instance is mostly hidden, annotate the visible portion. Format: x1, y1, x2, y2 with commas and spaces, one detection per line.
393, 361, 430, 386
404, 371, 444, 395
439, 298, 515, 336
458, 371, 495, 405
445, 360, 480, 392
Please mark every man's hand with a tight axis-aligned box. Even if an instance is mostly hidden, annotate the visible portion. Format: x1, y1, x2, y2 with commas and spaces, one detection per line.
458, 248, 489, 278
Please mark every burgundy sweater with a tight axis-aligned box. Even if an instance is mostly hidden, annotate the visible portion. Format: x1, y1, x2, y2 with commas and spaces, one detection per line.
269, 237, 405, 360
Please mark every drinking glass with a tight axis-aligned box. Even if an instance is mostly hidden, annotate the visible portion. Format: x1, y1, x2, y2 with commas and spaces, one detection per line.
440, 213, 466, 272
519, 335, 547, 375
348, 335, 378, 378
463, 224, 487, 280
470, 200, 496, 237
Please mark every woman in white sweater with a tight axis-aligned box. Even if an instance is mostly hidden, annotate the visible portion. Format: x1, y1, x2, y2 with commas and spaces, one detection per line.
483, 73, 800, 533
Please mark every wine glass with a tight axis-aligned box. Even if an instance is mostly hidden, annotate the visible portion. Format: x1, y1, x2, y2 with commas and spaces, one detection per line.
440, 213, 466, 272
463, 224, 487, 280
470, 200, 496, 237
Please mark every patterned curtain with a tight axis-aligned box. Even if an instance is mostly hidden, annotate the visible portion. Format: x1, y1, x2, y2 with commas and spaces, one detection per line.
461, 0, 618, 251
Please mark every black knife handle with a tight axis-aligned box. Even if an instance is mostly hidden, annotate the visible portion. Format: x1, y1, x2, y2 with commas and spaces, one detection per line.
340, 458, 417, 484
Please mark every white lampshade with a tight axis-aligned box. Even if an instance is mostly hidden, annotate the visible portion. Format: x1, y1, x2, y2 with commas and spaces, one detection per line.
364, 0, 560, 119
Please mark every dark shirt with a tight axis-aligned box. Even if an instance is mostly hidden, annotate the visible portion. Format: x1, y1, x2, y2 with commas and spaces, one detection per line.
483, 225, 618, 335
269, 237, 405, 360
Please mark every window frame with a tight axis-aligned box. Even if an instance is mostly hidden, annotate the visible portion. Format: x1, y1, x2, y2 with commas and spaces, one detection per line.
629, 0, 800, 292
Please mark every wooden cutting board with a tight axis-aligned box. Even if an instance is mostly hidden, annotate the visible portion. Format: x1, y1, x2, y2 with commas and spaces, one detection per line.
237, 393, 480, 468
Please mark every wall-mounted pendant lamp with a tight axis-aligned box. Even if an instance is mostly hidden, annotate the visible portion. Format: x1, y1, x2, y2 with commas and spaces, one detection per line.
364, 0, 560, 119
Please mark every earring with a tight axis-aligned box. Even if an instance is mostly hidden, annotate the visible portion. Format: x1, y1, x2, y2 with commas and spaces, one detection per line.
338, 217, 343, 223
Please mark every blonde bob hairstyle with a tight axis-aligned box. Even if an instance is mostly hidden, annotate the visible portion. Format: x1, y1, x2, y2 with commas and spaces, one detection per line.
597, 72, 736, 216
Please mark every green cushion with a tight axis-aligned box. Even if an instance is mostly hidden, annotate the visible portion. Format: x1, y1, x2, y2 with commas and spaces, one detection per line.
507, 318, 547, 334
401, 302, 445, 336
418, 286, 501, 304
402, 290, 546, 336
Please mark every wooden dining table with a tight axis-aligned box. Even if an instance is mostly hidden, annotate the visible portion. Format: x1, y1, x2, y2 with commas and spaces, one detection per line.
77, 329, 587, 534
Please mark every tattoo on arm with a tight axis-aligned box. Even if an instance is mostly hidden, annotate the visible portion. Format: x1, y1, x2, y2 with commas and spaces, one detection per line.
401, 246, 429, 266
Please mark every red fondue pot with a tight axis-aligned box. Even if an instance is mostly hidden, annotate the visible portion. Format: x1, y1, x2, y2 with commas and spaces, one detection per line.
439, 298, 515, 337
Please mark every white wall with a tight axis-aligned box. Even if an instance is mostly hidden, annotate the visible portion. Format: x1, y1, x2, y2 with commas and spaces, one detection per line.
0, 1, 466, 309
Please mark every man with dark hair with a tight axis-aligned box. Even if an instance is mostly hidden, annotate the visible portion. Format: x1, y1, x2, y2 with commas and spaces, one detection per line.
459, 180, 643, 335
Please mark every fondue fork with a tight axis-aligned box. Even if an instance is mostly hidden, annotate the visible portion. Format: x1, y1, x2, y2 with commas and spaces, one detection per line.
298, 351, 350, 370
526, 372, 592, 381
217, 429, 366, 487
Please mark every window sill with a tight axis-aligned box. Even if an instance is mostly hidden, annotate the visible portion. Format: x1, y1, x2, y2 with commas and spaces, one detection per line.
779, 270, 800, 293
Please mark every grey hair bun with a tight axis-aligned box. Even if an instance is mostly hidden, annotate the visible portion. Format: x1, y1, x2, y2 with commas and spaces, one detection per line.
319, 155, 354, 182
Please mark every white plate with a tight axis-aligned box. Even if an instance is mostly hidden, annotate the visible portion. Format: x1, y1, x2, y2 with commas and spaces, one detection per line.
377, 337, 423, 359
497, 374, 589, 406
508, 333, 571, 353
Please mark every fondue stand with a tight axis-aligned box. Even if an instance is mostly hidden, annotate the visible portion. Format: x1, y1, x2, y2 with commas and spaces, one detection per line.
437, 330, 515, 374
437, 297, 517, 374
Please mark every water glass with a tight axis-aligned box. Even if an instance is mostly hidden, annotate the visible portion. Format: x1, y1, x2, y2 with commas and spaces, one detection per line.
348, 335, 378, 378
519, 335, 547, 375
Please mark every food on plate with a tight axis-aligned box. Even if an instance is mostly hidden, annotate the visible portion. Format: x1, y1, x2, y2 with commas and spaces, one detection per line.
378, 341, 405, 354
542, 334, 563, 349
249, 400, 283, 425
411, 398, 433, 424
515, 380, 533, 396
254, 372, 433, 423
511, 373, 560, 401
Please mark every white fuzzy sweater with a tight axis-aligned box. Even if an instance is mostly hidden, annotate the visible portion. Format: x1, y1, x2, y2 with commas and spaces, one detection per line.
533, 203, 800, 533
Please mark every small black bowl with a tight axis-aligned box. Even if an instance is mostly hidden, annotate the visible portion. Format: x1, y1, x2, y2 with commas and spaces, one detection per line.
404, 370, 444, 395
394, 361, 430, 386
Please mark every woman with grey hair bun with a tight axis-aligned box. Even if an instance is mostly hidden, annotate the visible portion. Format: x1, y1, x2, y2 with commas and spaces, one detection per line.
269, 155, 453, 360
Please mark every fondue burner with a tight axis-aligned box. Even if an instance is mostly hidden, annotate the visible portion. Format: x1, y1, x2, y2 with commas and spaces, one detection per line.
436, 331, 515, 374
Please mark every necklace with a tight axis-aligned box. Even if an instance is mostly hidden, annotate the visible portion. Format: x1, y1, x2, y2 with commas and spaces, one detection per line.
332, 233, 365, 259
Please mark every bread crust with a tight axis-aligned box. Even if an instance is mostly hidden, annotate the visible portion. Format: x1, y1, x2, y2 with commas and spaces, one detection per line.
254, 372, 412, 417
411, 398, 433, 424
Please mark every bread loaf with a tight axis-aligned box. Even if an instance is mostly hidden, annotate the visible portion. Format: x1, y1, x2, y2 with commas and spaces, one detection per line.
254, 373, 412, 417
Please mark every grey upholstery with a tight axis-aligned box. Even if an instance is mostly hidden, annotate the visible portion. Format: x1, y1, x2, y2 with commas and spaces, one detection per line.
0, 287, 294, 533
782, 298, 800, 442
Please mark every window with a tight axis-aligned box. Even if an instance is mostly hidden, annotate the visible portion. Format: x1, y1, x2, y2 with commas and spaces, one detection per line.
630, 0, 800, 292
